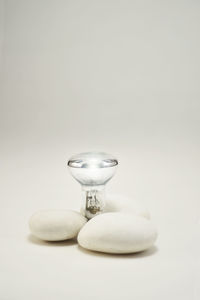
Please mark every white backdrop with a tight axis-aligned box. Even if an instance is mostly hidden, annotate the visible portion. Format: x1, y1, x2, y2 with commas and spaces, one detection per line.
0, 1, 200, 299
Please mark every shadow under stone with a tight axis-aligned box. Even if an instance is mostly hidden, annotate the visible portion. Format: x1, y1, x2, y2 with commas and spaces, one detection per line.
27, 234, 77, 247
77, 244, 158, 259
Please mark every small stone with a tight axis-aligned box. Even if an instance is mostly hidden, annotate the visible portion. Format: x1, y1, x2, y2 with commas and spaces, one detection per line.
104, 194, 151, 219
29, 210, 87, 241
78, 212, 157, 254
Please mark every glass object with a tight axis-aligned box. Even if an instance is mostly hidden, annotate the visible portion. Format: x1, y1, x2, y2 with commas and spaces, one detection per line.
68, 152, 118, 219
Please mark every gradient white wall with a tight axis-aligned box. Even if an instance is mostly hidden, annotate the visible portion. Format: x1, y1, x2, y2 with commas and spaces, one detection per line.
1, 0, 200, 145
1, 0, 200, 218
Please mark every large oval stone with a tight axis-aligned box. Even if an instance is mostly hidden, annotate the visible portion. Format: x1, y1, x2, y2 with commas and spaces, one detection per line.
78, 212, 157, 254
29, 210, 87, 241
104, 194, 150, 219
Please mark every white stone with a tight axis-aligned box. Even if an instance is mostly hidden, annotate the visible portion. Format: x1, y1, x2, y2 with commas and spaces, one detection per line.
29, 210, 87, 241
104, 194, 151, 219
78, 213, 157, 254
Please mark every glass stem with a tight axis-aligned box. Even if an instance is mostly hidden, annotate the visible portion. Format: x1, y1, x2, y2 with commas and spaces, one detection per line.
82, 186, 105, 219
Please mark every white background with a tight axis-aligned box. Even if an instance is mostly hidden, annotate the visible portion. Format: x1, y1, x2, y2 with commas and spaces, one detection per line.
0, 0, 200, 299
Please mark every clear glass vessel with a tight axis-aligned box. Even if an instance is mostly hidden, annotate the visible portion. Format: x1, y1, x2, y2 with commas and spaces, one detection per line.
68, 152, 118, 219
